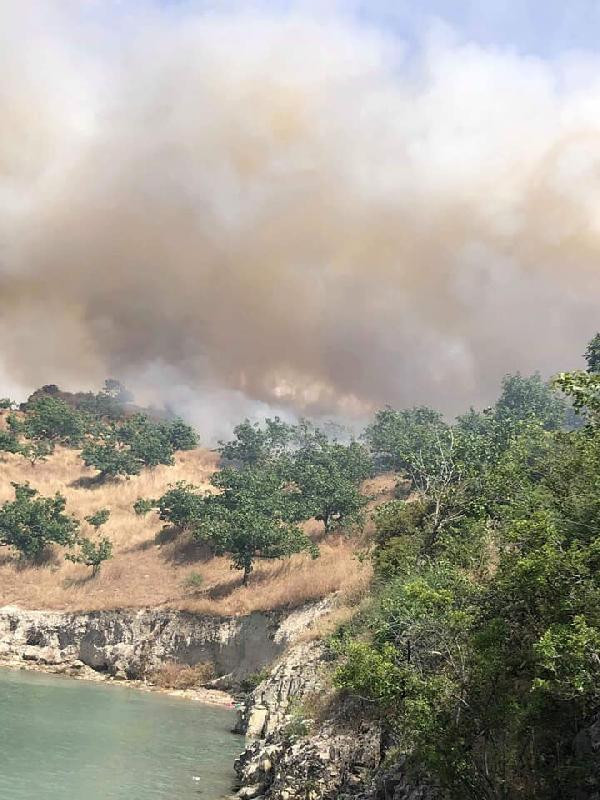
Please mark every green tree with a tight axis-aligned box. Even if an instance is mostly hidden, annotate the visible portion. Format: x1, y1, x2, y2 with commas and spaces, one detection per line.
81, 414, 176, 480
154, 481, 204, 531
0, 483, 79, 560
0, 429, 21, 455
81, 438, 142, 480
23, 395, 86, 445
218, 417, 294, 466
66, 535, 112, 577
290, 438, 372, 532
151, 465, 317, 583
85, 508, 110, 531
337, 362, 600, 800
584, 332, 600, 373
166, 418, 198, 451
66, 507, 112, 576
118, 414, 175, 468
364, 406, 449, 479
495, 372, 566, 430
20, 438, 55, 467
555, 368, 600, 421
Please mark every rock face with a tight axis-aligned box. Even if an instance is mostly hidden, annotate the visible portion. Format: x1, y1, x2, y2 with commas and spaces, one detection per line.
235, 642, 375, 799
0, 599, 435, 798
234, 641, 437, 800
0, 601, 332, 681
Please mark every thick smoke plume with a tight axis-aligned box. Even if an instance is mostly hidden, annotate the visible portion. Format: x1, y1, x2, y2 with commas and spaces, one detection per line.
1, 2, 600, 433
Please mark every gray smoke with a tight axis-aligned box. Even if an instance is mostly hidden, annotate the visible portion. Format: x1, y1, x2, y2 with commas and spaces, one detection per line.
1, 2, 599, 434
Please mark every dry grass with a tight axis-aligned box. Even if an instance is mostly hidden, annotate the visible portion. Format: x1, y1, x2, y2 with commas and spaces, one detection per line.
0, 443, 371, 615
149, 661, 214, 689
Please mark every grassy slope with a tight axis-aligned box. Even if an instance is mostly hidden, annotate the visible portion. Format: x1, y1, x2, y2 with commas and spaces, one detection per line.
0, 437, 379, 615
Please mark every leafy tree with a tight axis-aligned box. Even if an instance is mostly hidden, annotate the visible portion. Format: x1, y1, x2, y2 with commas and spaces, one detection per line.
154, 481, 204, 531
81, 414, 176, 480
101, 378, 133, 403
584, 332, 600, 373
81, 438, 142, 480
117, 414, 175, 468
85, 508, 110, 531
0, 398, 14, 410
23, 395, 86, 445
364, 406, 449, 480
555, 368, 600, 421
495, 371, 566, 430
194, 474, 318, 583
166, 418, 198, 451
66, 535, 112, 577
335, 344, 600, 799
0, 483, 79, 560
0, 429, 21, 455
290, 437, 372, 532
66, 507, 112, 576
150, 465, 317, 583
5, 412, 24, 437
20, 438, 55, 467
219, 417, 294, 466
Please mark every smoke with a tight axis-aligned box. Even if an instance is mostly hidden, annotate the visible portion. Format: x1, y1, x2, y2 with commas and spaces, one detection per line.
1, 2, 600, 434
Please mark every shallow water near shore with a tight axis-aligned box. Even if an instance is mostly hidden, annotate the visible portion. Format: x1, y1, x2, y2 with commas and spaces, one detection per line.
0, 667, 240, 800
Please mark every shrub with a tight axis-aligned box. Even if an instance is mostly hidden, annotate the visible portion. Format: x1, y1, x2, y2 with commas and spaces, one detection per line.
150, 661, 215, 689
0, 429, 21, 455
24, 395, 86, 445
0, 483, 79, 560
239, 668, 270, 693
165, 419, 198, 451
66, 535, 113, 577
182, 570, 204, 591
85, 508, 110, 531
133, 497, 155, 516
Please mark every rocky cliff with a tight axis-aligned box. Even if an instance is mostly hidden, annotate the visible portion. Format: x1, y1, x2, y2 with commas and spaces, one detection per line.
0, 601, 330, 682
0, 601, 434, 799
233, 641, 435, 800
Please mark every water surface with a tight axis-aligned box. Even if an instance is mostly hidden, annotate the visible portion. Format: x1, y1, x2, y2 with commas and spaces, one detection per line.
0, 668, 240, 800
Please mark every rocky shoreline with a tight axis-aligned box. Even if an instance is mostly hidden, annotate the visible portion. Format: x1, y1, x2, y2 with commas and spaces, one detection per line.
0, 602, 330, 682
0, 600, 432, 799
0, 602, 333, 714
232, 641, 435, 800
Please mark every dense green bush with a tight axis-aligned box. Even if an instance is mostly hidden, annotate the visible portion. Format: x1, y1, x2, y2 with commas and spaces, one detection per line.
289, 436, 372, 532
218, 417, 294, 465
143, 466, 317, 583
154, 481, 204, 530
0, 483, 79, 560
81, 414, 198, 480
0, 429, 21, 455
334, 342, 600, 800
66, 534, 113, 577
23, 395, 86, 445
166, 418, 198, 451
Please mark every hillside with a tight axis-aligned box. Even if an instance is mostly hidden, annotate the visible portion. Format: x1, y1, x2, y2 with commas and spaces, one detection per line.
0, 438, 372, 615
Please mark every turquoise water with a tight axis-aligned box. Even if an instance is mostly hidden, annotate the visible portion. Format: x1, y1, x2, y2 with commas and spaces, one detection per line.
0, 668, 240, 800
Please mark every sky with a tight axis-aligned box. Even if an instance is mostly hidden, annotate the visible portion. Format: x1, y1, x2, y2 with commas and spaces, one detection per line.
359, 0, 600, 56
1, 1, 600, 437
153, 1, 600, 56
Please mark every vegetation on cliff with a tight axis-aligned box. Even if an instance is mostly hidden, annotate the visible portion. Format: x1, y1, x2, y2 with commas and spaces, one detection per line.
333, 340, 600, 800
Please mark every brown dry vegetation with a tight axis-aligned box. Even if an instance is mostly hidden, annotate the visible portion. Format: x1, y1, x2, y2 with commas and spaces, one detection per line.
149, 660, 215, 689
0, 445, 373, 615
